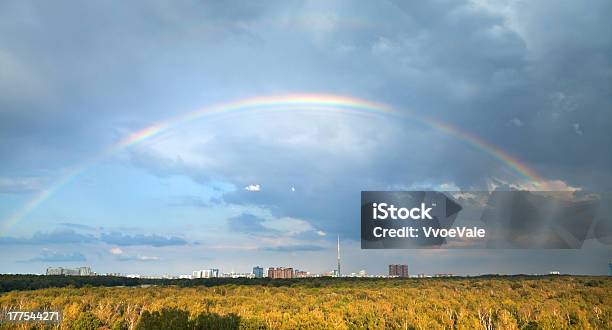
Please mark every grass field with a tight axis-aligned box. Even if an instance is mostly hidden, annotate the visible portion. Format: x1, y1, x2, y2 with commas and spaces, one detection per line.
0, 276, 610, 329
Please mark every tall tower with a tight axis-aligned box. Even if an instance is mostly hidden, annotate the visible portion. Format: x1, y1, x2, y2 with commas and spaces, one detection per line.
337, 235, 341, 277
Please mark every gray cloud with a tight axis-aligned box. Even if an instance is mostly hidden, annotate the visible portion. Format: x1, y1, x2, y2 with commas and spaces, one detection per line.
0, 230, 95, 245
167, 195, 218, 208
262, 244, 326, 252
111, 0, 608, 241
100, 232, 188, 247
1, 0, 610, 187
116, 255, 161, 262
59, 222, 99, 231
0, 177, 46, 194
0, 230, 189, 247
22, 250, 86, 263
227, 213, 275, 235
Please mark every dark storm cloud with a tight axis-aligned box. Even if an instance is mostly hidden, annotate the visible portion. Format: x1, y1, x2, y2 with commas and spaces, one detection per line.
511, 0, 612, 187
0, 0, 268, 173
1, 0, 610, 187
80, 0, 612, 240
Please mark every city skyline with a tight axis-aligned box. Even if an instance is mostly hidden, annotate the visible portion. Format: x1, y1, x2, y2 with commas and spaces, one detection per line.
23, 258, 612, 278
37, 262, 586, 279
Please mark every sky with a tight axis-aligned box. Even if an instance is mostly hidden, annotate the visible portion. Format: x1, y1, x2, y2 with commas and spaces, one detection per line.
0, 0, 611, 276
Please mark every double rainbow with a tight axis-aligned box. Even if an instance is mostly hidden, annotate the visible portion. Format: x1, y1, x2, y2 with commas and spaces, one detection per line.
1, 93, 546, 233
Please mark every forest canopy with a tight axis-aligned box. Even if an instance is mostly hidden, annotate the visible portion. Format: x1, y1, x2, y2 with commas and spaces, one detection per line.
0, 276, 610, 329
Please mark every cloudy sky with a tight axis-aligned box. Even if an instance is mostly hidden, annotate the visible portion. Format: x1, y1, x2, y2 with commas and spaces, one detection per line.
1, 0, 610, 276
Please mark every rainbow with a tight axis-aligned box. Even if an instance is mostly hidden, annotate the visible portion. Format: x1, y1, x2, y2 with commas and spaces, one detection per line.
1, 93, 546, 233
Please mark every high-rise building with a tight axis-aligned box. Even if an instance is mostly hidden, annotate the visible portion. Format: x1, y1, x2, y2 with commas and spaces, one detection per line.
268, 267, 294, 279
63, 268, 79, 276
294, 270, 309, 278
192, 268, 219, 279
78, 267, 92, 276
388, 264, 409, 277
46, 267, 63, 275
45, 266, 93, 276
252, 266, 264, 278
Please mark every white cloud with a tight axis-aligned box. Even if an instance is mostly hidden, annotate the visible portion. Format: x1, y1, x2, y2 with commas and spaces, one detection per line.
110, 247, 123, 255
391, 182, 461, 191
488, 178, 581, 192
573, 123, 583, 135
509, 118, 523, 127
116, 254, 161, 262
138, 256, 160, 261
541, 180, 581, 192
372, 37, 396, 54
449, 191, 489, 207
438, 182, 461, 191
261, 216, 317, 236
244, 184, 261, 192
0, 177, 45, 193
